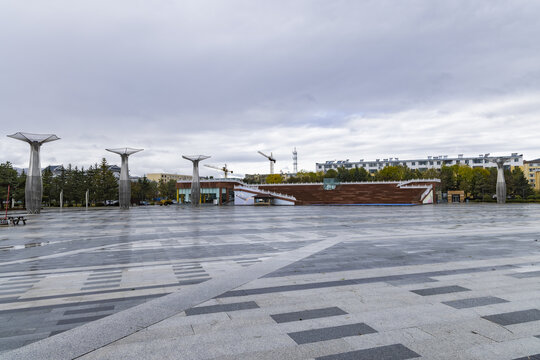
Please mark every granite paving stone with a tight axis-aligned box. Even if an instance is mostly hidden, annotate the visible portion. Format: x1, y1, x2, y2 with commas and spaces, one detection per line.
1, 205, 540, 359
315, 343, 420, 360
287, 323, 377, 344
185, 301, 260, 316
483, 309, 540, 326
442, 296, 509, 309
270, 307, 348, 323
410, 285, 471, 296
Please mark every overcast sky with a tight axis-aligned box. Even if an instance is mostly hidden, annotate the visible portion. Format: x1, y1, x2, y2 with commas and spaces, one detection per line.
1, 0, 540, 177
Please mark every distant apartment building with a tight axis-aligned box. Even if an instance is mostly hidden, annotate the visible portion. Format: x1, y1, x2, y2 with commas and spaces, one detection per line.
522, 159, 540, 189
316, 153, 523, 174
146, 173, 192, 183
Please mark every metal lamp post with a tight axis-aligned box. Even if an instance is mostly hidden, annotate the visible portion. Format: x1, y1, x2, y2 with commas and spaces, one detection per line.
182, 155, 210, 206
7, 132, 60, 214
106, 148, 143, 209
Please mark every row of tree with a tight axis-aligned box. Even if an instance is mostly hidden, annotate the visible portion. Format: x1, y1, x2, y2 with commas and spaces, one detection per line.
260, 164, 536, 200
2, 160, 536, 207
0, 159, 178, 208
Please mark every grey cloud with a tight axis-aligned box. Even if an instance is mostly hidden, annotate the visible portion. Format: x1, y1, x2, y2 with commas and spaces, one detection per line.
1, 0, 539, 173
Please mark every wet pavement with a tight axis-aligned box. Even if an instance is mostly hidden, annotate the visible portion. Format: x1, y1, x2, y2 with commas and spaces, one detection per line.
1, 204, 540, 359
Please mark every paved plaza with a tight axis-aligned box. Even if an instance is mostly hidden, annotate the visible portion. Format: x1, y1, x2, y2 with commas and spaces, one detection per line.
1, 204, 540, 359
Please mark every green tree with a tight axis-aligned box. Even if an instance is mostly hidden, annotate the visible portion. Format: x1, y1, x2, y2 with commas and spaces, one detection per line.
0, 162, 19, 209
336, 167, 352, 182
469, 167, 491, 199
91, 159, 118, 203
266, 174, 283, 184
422, 168, 440, 179
374, 165, 416, 181
324, 169, 338, 178
350, 167, 370, 182
455, 165, 473, 196
42, 168, 53, 206
511, 167, 532, 198
439, 166, 456, 192
157, 179, 177, 199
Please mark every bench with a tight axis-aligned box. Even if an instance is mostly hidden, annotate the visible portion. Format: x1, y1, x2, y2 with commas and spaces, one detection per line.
7, 216, 27, 225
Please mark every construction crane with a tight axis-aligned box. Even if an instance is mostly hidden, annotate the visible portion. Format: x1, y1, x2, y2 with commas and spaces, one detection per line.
292, 147, 298, 174
204, 164, 233, 178
258, 151, 276, 174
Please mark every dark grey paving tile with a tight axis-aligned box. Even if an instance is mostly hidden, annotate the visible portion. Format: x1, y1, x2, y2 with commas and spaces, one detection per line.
316, 343, 420, 360
176, 275, 211, 281
411, 285, 470, 296
80, 284, 121, 290
386, 277, 437, 286
2, 280, 40, 286
483, 309, 540, 326
443, 296, 509, 309
178, 278, 209, 286
0, 293, 166, 315
0, 332, 50, 352
83, 279, 121, 285
86, 274, 122, 280
0, 284, 33, 290
185, 301, 259, 316
63, 305, 115, 315
173, 269, 207, 275
510, 271, 540, 278
49, 329, 69, 337
0, 296, 26, 303
219, 279, 358, 298
219, 266, 512, 298
287, 323, 377, 344
0, 290, 28, 296
0, 283, 181, 304
6, 279, 41, 283
512, 354, 540, 360
271, 307, 347, 323
56, 314, 110, 325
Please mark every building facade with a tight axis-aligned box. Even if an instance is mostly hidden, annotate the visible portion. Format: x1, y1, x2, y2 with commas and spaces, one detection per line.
522, 159, 540, 189
316, 153, 523, 174
146, 173, 191, 183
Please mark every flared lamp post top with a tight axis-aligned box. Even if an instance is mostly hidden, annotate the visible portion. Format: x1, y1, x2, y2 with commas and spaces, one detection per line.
106, 148, 143, 156
7, 132, 60, 144
488, 156, 512, 167
182, 155, 211, 162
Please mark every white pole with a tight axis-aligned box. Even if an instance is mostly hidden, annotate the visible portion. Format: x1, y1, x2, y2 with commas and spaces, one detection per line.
60, 190, 63, 209
11, 198, 14, 208
85, 189, 89, 209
